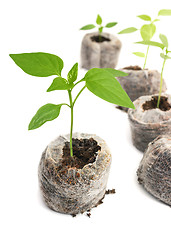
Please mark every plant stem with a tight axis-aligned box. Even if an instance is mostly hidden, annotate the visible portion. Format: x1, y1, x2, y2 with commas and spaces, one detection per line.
73, 85, 86, 106
68, 90, 74, 157
157, 58, 166, 108
143, 45, 149, 69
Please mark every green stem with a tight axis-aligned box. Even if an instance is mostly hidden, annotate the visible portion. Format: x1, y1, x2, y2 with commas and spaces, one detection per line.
73, 85, 86, 106
73, 78, 85, 88
157, 58, 166, 108
143, 45, 149, 69
68, 90, 74, 157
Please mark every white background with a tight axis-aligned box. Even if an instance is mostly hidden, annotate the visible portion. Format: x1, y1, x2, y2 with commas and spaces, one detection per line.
1, 0, 171, 239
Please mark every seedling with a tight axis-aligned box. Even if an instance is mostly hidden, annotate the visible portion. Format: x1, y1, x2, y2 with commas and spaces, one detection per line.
136, 34, 171, 108
80, 14, 117, 41
10, 52, 134, 156
118, 9, 171, 69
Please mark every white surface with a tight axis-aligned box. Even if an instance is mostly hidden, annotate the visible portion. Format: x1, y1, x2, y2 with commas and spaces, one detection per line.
1, 0, 171, 239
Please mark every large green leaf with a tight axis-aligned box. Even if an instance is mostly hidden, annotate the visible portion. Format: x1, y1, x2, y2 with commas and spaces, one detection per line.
85, 68, 135, 109
105, 22, 117, 28
96, 14, 102, 25
118, 27, 138, 34
28, 104, 62, 130
9, 52, 63, 77
103, 68, 128, 77
133, 52, 145, 57
80, 24, 96, 30
137, 15, 151, 21
140, 23, 156, 40
136, 40, 165, 49
159, 34, 168, 48
158, 9, 171, 16
67, 63, 78, 83
47, 77, 73, 92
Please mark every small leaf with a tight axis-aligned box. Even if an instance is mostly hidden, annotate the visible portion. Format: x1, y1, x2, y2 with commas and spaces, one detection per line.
140, 23, 156, 40
47, 77, 73, 92
96, 14, 102, 25
99, 27, 103, 33
153, 19, 160, 22
85, 68, 135, 109
80, 24, 96, 30
9, 52, 63, 77
105, 22, 117, 28
136, 40, 165, 49
160, 53, 171, 59
159, 34, 168, 48
28, 104, 62, 130
104, 68, 128, 77
118, 27, 138, 34
137, 15, 151, 21
67, 63, 78, 83
158, 9, 171, 16
133, 52, 145, 57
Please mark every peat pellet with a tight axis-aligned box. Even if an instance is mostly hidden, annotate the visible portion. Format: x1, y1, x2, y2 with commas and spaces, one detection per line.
38, 133, 112, 215
137, 135, 171, 206
116, 67, 167, 111
128, 94, 171, 152
81, 32, 121, 70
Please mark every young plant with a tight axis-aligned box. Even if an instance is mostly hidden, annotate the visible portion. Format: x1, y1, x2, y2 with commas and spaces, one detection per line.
118, 9, 171, 69
136, 34, 171, 108
10, 52, 134, 156
80, 14, 117, 41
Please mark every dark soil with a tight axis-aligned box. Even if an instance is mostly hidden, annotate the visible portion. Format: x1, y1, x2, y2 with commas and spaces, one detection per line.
123, 65, 142, 70
91, 35, 110, 43
143, 96, 171, 111
62, 138, 101, 170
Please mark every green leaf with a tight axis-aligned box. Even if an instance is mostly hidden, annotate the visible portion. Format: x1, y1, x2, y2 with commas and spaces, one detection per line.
85, 68, 135, 109
80, 24, 96, 30
9, 52, 63, 77
136, 40, 165, 49
28, 104, 62, 130
140, 23, 156, 40
47, 77, 73, 92
158, 9, 171, 16
137, 15, 151, 21
153, 19, 160, 22
96, 14, 102, 25
99, 27, 103, 33
133, 52, 145, 57
103, 68, 128, 77
159, 34, 168, 48
67, 63, 78, 83
160, 53, 171, 59
118, 27, 138, 34
105, 22, 117, 28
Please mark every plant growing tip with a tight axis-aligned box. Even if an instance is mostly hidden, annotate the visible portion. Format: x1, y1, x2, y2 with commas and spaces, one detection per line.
80, 14, 117, 42
10, 52, 134, 157
118, 9, 171, 69
136, 34, 171, 108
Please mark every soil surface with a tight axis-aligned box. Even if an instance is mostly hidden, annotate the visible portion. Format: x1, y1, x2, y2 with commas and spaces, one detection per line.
123, 65, 142, 70
62, 138, 101, 170
143, 96, 171, 111
91, 35, 110, 43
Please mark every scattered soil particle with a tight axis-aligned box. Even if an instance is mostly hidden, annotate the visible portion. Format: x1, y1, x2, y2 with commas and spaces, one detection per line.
62, 138, 101, 171
123, 65, 142, 70
72, 214, 76, 218
86, 213, 91, 218
91, 35, 110, 43
142, 96, 171, 111
105, 189, 116, 194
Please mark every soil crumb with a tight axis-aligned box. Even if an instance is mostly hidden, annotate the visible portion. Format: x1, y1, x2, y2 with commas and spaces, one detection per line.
105, 189, 116, 194
142, 96, 171, 111
62, 138, 101, 170
91, 35, 110, 43
123, 65, 142, 70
